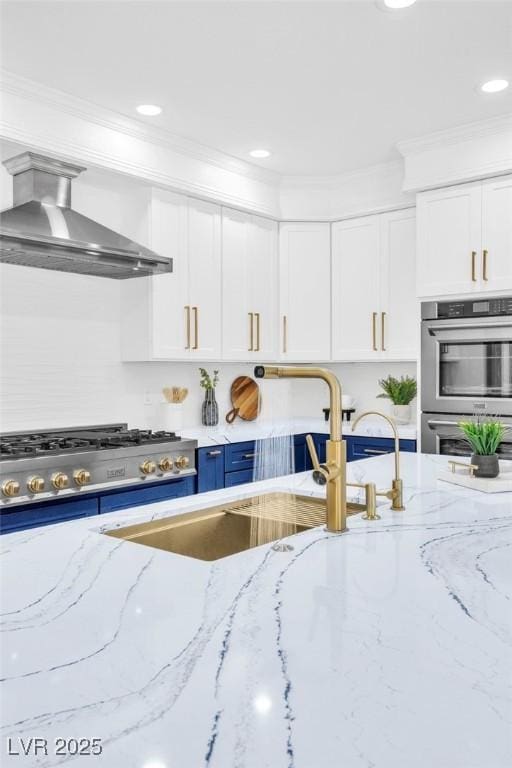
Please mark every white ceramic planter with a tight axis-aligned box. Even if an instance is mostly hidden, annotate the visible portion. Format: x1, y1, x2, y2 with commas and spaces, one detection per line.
392, 404, 411, 424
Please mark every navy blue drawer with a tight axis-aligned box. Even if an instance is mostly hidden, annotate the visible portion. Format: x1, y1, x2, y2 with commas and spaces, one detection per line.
224, 440, 257, 473
197, 446, 225, 493
99, 476, 195, 514
0, 496, 98, 535
347, 436, 416, 462
225, 468, 254, 487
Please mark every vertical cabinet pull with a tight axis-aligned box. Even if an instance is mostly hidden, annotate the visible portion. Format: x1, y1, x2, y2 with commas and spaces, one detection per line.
248, 312, 254, 351
372, 312, 378, 351
185, 305, 191, 349
283, 315, 288, 354
471, 251, 477, 282
255, 312, 260, 352
482, 249, 488, 281
381, 311, 386, 351
192, 306, 199, 350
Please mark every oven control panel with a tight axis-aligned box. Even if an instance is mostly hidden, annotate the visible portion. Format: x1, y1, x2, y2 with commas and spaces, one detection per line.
436, 297, 512, 319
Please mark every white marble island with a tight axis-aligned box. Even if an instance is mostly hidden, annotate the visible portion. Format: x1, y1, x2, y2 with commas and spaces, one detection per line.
1, 453, 510, 768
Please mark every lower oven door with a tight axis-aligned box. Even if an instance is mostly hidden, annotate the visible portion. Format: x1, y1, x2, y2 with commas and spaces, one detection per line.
421, 316, 512, 415
421, 413, 512, 458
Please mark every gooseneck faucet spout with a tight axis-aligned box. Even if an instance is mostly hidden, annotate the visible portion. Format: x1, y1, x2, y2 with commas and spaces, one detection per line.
254, 365, 346, 532
351, 410, 405, 512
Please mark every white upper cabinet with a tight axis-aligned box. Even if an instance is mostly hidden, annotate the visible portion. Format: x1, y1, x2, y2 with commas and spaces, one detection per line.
332, 210, 417, 361
332, 215, 381, 360
416, 176, 512, 297
121, 190, 221, 361
279, 223, 331, 361
380, 209, 417, 360
481, 176, 512, 292
222, 210, 277, 361
186, 199, 222, 359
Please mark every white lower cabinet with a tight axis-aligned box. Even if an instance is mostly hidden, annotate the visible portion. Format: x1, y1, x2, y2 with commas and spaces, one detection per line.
121, 190, 221, 361
332, 209, 417, 361
222, 210, 277, 361
279, 223, 331, 361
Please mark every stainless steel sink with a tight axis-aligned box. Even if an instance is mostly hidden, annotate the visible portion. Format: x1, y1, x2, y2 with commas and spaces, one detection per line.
104, 491, 368, 561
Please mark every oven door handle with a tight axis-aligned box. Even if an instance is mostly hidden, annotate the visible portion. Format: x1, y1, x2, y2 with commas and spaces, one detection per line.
427, 321, 512, 334
427, 419, 461, 427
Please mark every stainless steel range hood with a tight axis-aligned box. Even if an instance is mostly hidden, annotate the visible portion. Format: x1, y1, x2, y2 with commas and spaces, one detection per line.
0, 152, 172, 279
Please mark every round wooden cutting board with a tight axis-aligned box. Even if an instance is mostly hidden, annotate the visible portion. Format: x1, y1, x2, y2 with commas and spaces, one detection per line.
225, 376, 261, 423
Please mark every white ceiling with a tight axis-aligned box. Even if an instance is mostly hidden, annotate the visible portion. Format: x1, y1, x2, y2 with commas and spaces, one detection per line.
1, 0, 511, 176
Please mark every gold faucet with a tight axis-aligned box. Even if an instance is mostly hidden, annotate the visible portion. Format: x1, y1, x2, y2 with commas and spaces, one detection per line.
351, 411, 405, 511
254, 366, 379, 532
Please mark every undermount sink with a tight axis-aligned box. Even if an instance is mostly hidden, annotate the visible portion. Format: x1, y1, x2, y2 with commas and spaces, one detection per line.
104, 491, 369, 561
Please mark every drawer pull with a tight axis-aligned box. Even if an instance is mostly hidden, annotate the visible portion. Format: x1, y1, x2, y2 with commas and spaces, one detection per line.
363, 448, 388, 455
242, 452, 256, 459
207, 450, 222, 457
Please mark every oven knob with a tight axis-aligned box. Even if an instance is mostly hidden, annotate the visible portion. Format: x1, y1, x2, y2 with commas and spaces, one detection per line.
158, 457, 173, 472
175, 455, 189, 470
73, 469, 91, 487
2, 480, 20, 498
140, 460, 157, 475
27, 476, 45, 494
52, 472, 69, 490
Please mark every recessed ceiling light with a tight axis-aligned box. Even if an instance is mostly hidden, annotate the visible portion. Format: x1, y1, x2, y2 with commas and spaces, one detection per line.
383, 0, 417, 8
480, 79, 509, 94
136, 104, 162, 116
249, 149, 271, 159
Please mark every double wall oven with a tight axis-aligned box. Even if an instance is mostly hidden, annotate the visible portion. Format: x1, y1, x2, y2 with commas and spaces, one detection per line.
421, 297, 512, 458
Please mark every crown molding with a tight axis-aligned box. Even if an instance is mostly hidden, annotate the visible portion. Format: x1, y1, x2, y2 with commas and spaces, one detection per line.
281, 160, 404, 189
397, 113, 512, 157
0, 117, 279, 218
0, 68, 280, 188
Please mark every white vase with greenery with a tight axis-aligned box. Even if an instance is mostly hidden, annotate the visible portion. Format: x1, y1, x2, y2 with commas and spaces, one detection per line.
377, 375, 417, 424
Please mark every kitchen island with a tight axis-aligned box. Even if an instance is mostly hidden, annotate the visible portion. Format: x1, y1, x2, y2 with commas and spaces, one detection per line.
1, 453, 510, 768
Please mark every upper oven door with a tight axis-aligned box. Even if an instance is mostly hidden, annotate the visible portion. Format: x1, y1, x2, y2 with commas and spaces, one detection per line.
421, 315, 512, 415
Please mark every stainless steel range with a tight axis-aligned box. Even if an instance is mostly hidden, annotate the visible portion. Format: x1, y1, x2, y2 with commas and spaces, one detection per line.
421, 297, 512, 456
0, 424, 197, 507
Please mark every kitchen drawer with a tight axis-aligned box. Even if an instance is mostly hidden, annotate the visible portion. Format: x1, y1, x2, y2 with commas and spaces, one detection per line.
197, 446, 225, 493
0, 496, 98, 535
347, 436, 416, 461
224, 440, 257, 473
99, 476, 195, 514
225, 468, 254, 487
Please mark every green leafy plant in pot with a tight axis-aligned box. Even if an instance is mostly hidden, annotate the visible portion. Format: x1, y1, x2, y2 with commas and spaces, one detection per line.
377, 375, 417, 424
458, 420, 506, 478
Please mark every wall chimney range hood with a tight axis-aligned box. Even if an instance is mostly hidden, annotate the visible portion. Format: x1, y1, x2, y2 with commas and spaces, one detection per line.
0, 152, 172, 279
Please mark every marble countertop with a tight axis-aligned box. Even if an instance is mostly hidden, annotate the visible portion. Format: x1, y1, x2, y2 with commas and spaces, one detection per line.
182, 416, 417, 447
1, 453, 510, 768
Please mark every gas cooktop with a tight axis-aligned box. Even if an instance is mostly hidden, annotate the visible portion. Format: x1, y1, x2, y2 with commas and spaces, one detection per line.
0, 424, 197, 506
1, 424, 182, 460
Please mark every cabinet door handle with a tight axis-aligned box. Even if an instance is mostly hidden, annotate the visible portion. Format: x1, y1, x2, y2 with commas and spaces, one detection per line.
363, 448, 389, 455
372, 312, 378, 351
192, 306, 199, 349
242, 452, 256, 460
248, 312, 254, 351
207, 450, 222, 457
471, 251, 477, 282
482, 249, 488, 281
185, 306, 191, 349
381, 311, 386, 351
283, 315, 287, 354
255, 312, 260, 352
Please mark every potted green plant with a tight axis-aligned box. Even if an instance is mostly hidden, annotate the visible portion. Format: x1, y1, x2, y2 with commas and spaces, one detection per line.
199, 368, 219, 426
458, 420, 507, 478
377, 375, 417, 424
